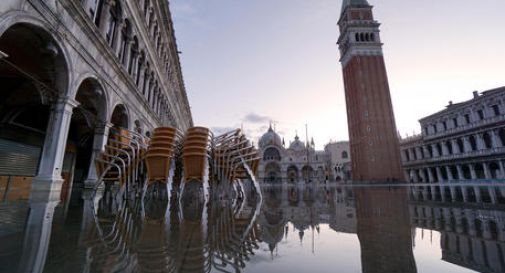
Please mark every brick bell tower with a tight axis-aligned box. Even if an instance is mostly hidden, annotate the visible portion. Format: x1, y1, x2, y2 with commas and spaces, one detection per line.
337, 0, 403, 181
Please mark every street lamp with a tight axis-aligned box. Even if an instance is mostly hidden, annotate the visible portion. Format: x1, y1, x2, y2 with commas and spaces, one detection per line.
0, 50, 8, 59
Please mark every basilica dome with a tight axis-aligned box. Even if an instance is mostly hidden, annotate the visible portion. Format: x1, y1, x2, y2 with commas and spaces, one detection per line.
259, 125, 282, 148
289, 135, 306, 151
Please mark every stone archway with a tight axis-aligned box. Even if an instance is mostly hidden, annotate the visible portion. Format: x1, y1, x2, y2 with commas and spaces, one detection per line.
110, 103, 129, 129
62, 78, 108, 199
0, 22, 70, 187
302, 165, 314, 183
286, 165, 298, 183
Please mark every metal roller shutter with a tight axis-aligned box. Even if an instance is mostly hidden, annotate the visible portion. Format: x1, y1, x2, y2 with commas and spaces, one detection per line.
0, 139, 42, 176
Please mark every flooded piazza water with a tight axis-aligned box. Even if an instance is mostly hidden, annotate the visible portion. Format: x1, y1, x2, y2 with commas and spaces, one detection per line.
1, 182, 505, 273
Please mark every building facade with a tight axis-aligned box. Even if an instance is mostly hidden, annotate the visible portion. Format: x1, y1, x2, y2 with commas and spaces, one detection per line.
401, 87, 505, 183
257, 125, 351, 184
337, 0, 403, 181
0, 0, 192, 196
410, 184, 505, 272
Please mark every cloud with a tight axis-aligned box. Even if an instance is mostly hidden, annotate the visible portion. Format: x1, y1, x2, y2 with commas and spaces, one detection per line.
243, 113, 272, 124
210, 126, 238, 136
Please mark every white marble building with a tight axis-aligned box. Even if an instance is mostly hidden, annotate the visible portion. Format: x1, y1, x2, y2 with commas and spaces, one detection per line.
257, 125, 351, 184
0, 0, 192, 192
401, 87, 505, 182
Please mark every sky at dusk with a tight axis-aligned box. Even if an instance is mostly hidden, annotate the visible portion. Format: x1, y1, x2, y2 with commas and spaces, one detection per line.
171, 0, 505, 149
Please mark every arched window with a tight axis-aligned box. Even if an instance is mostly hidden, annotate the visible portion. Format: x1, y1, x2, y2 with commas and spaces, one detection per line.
135, 51, 145, 86
118, 19, 131, 65
342, 151, 348, 159
469, 135, 477, 151
355, 33, 359, 42
144, 0, 150, 17
263, 147, 281, 161
106, 0, 122, 47
128, 36, 138, 75
85, 0, 105, 26
456, 138, 464, 153
370, 33, 375, 41
142, 64, 150, 95
360, 33, 365, 42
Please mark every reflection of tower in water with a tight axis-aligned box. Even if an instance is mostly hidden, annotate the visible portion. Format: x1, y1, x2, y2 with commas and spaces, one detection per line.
354, 188, 417, 273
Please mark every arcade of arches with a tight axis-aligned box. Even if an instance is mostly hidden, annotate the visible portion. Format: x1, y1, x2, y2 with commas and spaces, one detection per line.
0, 22, 175, 201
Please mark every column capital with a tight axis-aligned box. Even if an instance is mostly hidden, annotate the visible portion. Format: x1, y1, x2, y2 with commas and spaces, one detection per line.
54, 96, 80, 111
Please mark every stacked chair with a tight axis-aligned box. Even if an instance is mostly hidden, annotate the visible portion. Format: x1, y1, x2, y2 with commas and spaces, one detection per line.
144, 127, 181, 186
213, 129, 260, 197
95, 127, 148, 198
181, 127, 212, 183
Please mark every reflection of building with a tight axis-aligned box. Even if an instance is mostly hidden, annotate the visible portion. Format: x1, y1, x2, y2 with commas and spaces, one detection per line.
401, 87, 505, 183
258, 186, 357, 252
355, 188, 417, 273
337, 0, 403, 181
410, 185, 505, 273
0, 0, 193, 199
257, 125, 351, 184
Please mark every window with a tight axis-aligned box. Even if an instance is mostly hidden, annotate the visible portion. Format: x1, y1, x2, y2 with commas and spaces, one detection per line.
464, 114, 471, 124
492, 105, 500, 116
342, 151, 348, 159
477, 109, 484, 120
453, 118, 458, 127
443, 121, 447, 130
433, 124, 438, 133
106, 1, 121, 46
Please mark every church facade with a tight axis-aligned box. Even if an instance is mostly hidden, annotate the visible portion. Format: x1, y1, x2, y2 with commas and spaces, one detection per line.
257, 125, 351, 185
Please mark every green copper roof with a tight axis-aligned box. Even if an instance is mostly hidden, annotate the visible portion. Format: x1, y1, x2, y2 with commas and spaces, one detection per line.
341, 0, 370, 14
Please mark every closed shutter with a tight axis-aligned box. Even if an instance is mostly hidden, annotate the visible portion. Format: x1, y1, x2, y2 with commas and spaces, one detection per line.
0, 138, 42, 176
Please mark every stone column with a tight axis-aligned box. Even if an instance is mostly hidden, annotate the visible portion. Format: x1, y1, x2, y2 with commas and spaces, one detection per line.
483, 163, 492, 179
441, 142, 450, 156
84, 122, 113, 188
461, 186, 468, 202
491, 129, 503, 148
470, 164, 477, 179
499, 161, 505, 179
408, 148, 415, 161
463, 136, 472, 153
17, 199, 59, 273
446, 166, 454, 181
451, 139, 461, 154
415, 147, 423, 160
436, 167, 444, 183
488, 187, 497, 204
427, 168, 435, 183
456, 165, 465, 180
476, 133, 486, 150
431, 144, 440, 157
473, 186, 482, 202
33, 97, 79, 190
423, 146, 431, 158
449, 186, 456, 202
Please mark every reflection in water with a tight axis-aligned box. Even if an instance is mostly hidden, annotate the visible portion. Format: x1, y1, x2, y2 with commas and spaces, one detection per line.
354, 188, 417, 273
42, 183, 262, 273
2, 183, 505, 272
